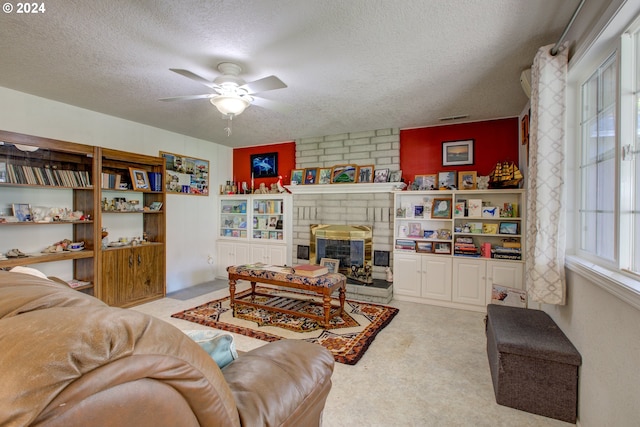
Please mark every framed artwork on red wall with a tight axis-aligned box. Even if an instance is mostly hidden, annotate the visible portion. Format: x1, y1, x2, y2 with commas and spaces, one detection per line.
442, 139, 474, 166
251, 152, 278, 178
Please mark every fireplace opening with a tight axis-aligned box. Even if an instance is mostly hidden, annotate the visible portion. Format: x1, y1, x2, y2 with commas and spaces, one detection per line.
310, 224, 372, 282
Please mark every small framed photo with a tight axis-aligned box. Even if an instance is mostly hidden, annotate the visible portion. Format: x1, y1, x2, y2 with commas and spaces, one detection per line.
499, 222, 519, 235
318, 167, 332, 185
434, 242, 452, 254
458, 171, 477, 190
416, 241, 433, 253
442, 139, 474, 166
331, 164, 357, 183
414, 174, 437, 190
303, 168, 318, 184
268, 216, 278, 229
357, 165, 375, 183
374, 168, 390, 183
320, 258, 340, 273
12, 203, 31, 221
129, 168, 150, 191
149, 201, 163, 211
290, 169, 304, 185
389, 170, 403, 182
431, 198, 452, 219
408, 222, 422, 237
438, 171, 457, 190
250, 152, 278, 178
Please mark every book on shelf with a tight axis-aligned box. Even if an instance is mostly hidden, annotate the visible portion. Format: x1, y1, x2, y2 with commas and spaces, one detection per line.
395, 239, 416, 251
292, 264, 329, 277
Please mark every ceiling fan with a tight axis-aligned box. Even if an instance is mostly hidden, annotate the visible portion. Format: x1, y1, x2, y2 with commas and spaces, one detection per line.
160, 62, 287, 134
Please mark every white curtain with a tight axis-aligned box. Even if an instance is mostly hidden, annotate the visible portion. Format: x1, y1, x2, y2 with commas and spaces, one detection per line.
526, 42, 568, 305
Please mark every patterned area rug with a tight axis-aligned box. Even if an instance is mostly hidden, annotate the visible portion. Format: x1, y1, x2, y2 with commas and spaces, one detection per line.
171, 286, 399, 365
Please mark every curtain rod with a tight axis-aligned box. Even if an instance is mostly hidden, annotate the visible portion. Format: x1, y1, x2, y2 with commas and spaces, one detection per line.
551, 0, 586, 56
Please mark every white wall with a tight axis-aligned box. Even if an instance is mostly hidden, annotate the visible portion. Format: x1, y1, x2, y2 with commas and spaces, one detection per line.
542, 270, 640, 426
0, 87, 232, 293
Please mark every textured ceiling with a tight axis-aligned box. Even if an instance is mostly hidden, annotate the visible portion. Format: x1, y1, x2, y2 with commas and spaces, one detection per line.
0, 0, 578, 148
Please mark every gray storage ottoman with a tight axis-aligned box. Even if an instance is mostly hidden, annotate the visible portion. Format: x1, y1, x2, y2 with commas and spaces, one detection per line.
486, 304, 582, 423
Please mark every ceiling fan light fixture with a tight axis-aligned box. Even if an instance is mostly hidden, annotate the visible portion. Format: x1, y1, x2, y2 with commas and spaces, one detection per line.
210, 95, 251, 116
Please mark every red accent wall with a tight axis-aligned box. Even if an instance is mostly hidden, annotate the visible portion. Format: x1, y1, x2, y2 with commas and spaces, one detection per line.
233, 142, 296, 189
400, 118, 519, 184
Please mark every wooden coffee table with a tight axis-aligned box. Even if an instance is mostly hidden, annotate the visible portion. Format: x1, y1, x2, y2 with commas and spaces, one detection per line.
227, 264, 346, 329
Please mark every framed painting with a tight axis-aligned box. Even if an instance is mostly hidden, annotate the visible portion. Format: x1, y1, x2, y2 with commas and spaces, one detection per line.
374, 168, 389, 183
250, 152, 278, 178
303, 168, 318, 184
161, 151, 210, 196
389, 170, 403, 182
331, 164, 357, 183
318, 167, 332, 185
357, 165, 374, 183
431, 198, 452, 219
416, 241, 433, 253
442, 139, 474, 166
415, 174, 437, 190
320, 258, 340, 273
438, 171, 457, 190
458, 171, 477, 190
290, 169, 304, 185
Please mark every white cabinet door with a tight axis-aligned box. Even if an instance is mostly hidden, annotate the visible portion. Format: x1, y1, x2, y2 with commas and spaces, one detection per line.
485, 260, 524, 302
452, 258, 486, 306
393, 253, 422, 297
250, 244, 269, 264
249, 243, 287, 266
216, 241, 249, 278
421, 255, 452, 301
266, 244, 287, 266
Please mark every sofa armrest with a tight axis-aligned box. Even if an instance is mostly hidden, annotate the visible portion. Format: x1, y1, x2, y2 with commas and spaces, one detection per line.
223, 340, 334, 427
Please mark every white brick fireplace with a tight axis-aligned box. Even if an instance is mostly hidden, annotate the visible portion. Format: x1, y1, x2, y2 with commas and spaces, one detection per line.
288, 128, 401, 302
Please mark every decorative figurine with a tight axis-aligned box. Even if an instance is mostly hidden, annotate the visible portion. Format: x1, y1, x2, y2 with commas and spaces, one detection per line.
385, 267, 393, 282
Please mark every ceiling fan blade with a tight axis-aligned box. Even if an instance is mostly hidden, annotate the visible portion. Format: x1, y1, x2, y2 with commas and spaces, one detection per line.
251, 96, 291, 113
240, 75, 287, 94
169, 68, 217, 89
159, 94, 213, 102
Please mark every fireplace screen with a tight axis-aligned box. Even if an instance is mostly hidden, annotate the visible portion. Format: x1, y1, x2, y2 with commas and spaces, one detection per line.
310, 224, 372, 273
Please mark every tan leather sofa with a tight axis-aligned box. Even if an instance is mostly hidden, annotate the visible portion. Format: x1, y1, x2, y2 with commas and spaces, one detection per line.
0, 271, 334, 427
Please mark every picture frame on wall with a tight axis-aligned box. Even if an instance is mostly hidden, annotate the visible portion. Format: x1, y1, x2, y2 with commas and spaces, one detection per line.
250, 152, 278, 178
318, 167, 332, 184
458, 171, 477, 190
161, 151, 210, 196
357, 165, 374, 183
442, 139, 474, 166
290, 169, 304, 185
303, 168, 318, 184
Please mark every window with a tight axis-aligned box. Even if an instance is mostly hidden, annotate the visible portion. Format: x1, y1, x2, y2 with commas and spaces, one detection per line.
579, 54, 617, 263
578, 17, 640, 278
